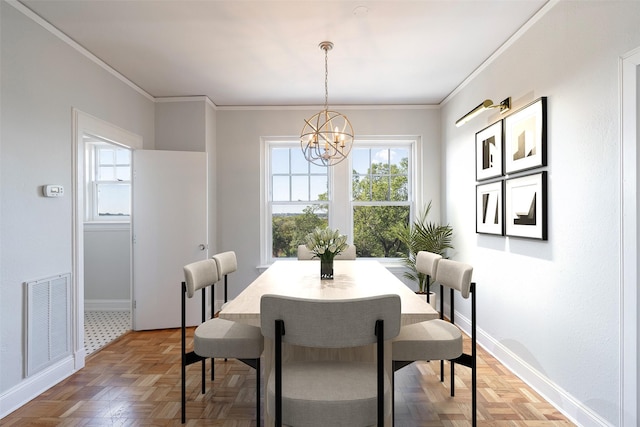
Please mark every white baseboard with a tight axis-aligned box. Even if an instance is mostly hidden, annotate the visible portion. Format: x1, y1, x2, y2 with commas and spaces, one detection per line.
0, 356, 75, 419
454, 312, 613, 427
84, 299, 130, 311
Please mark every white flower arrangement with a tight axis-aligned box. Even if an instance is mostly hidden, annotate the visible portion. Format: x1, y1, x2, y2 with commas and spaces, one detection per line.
304, 227, 348, 262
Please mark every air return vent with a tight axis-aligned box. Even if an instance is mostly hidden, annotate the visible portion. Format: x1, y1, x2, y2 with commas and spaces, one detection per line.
24, 273, 72, 377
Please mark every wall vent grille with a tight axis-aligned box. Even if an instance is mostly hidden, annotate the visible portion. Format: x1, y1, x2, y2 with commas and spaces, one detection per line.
24, 273, 72, 377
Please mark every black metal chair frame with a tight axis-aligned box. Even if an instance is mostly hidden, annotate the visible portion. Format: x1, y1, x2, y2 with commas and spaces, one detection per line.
392, 279, 477, 427
439, 281, 477, 427
180, 281, 261, 424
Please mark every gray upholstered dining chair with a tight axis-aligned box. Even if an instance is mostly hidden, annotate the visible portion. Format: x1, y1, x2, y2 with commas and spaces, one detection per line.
261, 293, 401, 427
212, 250, 237, 304
181, 258, 264, 424
392, 257, 476, 426
297, 244, 357, 260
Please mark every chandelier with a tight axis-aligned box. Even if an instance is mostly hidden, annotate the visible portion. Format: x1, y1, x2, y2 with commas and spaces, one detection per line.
301, 41, 354, 167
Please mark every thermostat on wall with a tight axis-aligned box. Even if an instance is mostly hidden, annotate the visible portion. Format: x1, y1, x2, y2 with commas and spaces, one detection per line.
43, 185, 64, 197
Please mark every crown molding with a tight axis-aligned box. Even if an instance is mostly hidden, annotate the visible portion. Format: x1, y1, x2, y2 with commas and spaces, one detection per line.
441, 0, 558, 106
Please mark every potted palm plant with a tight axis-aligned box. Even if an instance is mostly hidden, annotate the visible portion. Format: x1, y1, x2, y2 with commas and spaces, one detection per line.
394, 201, 453, 309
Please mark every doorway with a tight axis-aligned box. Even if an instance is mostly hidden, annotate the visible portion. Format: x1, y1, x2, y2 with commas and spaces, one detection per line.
82, 136, 132, 355
72, 109, 143, 365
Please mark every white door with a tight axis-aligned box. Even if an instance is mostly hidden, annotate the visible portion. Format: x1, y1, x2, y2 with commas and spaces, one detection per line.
132, 150, 208, 330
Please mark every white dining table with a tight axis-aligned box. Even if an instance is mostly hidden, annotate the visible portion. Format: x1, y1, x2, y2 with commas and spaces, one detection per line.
218, 259, 439, 426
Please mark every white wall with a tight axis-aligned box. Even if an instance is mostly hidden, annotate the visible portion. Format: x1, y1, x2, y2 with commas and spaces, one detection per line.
205, 101, 219, 304
215, 107, 441, 298
84, 224, 130, 306
155, 98, 207, 152
440, 2, 640, 425
0, 0, 155, 407
154, 97, 220, 303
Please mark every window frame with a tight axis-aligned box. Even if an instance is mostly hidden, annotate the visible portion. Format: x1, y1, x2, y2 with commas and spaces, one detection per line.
85, 139, 132, 222
261, 136, 420, 265
349, 140, 415, 260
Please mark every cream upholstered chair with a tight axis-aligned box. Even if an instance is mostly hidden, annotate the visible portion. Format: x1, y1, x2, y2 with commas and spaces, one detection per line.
334, 244, 357, 260
297, 244, 357, 260
296, 244, 314, 260
415, 250, 441, 305
261, 294, 401, 427
212, 250, 237, 304
181, 259, 264, 424
392, 257, 476, 426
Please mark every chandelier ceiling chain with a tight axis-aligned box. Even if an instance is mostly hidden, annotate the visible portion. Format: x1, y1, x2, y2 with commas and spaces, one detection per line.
300, 41, 354, 167
323, 42, 329, 110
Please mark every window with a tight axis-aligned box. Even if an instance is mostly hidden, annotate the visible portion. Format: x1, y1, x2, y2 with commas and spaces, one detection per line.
263, 137, 417, 264
86, 137, 131, 222
268, 143, 329, 258
352, 146, 411, 257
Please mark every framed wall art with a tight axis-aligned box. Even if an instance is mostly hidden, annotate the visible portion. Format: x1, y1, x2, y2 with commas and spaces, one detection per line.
504, 97, 547, 174
475, 121, 503, 181
505, 171, 547, 240
476, 180, 503, 235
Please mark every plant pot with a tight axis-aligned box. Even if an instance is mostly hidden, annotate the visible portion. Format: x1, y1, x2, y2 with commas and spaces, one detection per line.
416, 291, 437, 311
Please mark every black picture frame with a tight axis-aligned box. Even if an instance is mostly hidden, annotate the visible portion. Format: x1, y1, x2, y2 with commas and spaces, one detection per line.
505, 171, 547, 240
476, 180, 504, 235
475, 120, 503, 181
504, 97, 547, 174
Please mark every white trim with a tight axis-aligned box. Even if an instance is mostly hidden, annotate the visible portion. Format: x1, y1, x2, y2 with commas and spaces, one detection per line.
6, 1, 154, 102
0, 356, 75, 419
72, 108, 141, 386
84, 299, 131, 312
441, 0, 559, 106
83, 222, 130, 232
155, 95, 217, 109
453, 313, 613, 427
620, 46, 640, 427
218, 104, 436, 111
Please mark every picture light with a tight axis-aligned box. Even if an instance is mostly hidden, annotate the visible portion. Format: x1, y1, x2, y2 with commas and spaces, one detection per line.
455, 97, 511, 127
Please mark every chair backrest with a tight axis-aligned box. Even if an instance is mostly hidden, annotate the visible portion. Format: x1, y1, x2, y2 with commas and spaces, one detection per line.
212, 251, 237, 276
334, 244, 357, 260
415, 250, 442, 278
183, 258, 219, 298
434, 259, 473, 298
261, 294, 401, 348
296, 245, 315, 260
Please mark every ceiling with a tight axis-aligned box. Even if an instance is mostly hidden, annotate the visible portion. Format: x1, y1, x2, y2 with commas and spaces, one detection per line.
19, 0, 548, 107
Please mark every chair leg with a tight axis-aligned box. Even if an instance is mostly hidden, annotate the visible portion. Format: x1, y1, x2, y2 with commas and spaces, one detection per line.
450, 360, 455, 396
181, 357, 186, 423
471, 282, 477, 427
256, 357, 261, 426
391, 368, 395, 427
472, 363, 477, 427
181, 282, 187, 424
275, 320, 284, 427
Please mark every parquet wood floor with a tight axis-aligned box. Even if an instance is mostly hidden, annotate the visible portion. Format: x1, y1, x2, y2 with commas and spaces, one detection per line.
2, 328, 574, 426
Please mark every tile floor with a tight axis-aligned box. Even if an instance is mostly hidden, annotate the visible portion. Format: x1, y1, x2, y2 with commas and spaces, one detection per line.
84, 310, 131, 356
